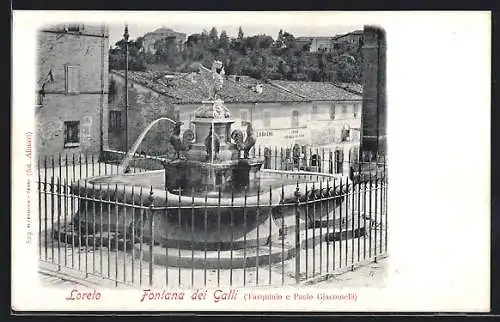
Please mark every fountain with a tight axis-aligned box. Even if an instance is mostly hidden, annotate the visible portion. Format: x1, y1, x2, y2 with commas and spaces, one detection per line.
59, 61, 366, 269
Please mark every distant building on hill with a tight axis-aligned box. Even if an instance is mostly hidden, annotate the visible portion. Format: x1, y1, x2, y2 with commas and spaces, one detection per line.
142, 27, 187, 54
332, 30, 364, 46
296, 30, 364, 53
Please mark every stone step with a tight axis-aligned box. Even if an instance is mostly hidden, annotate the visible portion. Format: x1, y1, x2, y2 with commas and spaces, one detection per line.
50, 222, 367, 269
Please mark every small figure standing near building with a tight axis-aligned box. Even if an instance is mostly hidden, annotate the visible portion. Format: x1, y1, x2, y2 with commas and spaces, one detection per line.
263, 147, 272, 169
292, 144, 301, 169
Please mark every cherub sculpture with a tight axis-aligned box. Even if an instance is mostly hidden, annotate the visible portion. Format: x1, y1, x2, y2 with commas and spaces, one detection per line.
231, 122, 256, 159
169, 122, 194, 160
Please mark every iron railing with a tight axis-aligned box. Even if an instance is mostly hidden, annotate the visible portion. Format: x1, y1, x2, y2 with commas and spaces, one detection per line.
36, 150, 387, 288
36, 145, 385, 182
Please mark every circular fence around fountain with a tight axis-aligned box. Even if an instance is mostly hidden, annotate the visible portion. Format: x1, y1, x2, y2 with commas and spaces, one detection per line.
51, 168, 386, 271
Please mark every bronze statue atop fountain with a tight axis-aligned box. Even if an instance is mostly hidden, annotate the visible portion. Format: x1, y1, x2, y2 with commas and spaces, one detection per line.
162, 60, 264, 193
231, 122, 256, 159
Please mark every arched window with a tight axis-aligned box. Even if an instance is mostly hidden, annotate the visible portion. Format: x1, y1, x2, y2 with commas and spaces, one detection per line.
292, 110, 300, 128
341, 123, 350, 142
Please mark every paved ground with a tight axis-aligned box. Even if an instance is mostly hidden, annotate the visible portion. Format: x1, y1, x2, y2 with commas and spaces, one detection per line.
312, 257, 387, 288
39, 270, 89, 287
39, 255, 388, 289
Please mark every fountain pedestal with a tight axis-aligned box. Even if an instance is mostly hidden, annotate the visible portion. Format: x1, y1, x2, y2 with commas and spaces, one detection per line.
167, 99, 263, 194
165, 158, 263, 194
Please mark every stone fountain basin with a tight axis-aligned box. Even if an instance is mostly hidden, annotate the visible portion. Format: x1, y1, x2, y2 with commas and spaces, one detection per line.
69, 170, 352, 251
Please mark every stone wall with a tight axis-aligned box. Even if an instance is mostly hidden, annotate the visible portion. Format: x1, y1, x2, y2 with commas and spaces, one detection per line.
35, 25, 109, 159
361, 26, 387, 160
108, 73, 177, 154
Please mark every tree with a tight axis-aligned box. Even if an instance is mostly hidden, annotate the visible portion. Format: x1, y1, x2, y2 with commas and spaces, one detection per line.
109, 38, 147, 71
219, 30, 230, 49
154, 36, 179, 67
108, 28, 363, 84
282, 31, 296, 49
275, 29, 284, 48
209, 27, 218, 40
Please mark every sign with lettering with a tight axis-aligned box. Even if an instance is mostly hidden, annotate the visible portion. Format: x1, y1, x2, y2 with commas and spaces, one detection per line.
256, 130, 273, 137
284, 129, 305, 140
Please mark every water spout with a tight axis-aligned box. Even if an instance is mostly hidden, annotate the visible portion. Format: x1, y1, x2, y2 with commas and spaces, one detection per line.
120, 117, 177, 172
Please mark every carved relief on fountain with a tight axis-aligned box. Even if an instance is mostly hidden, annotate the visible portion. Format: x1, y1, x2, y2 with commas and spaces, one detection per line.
194, 99, 231, 119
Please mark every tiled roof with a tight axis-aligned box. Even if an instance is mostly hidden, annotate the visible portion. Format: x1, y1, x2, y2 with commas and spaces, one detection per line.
270, 80, 363, 101
111, 70, 307, 104
229, 76, 307, 102
333, 82, 364, 95
332, 30, 364, 40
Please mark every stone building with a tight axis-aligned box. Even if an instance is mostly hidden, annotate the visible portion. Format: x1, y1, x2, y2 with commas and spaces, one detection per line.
297, 30, 364, 53
295, 36, 334, 53
142, 27, 187, 54
35, 23, 109, 158
108, 69, 362, 172
331, 30, 364, 47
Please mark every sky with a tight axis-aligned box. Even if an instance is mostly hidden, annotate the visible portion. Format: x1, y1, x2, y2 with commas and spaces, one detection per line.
105, 12, 364, 46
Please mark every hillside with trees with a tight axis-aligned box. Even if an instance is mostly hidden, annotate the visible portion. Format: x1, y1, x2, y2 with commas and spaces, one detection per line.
109, 27, 363, 84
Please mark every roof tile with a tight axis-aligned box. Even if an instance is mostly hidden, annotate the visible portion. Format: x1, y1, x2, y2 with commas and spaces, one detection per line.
111, 70, 362, 103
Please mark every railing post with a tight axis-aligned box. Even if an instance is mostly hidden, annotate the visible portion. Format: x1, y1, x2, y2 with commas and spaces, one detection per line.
294, 183, 301, 284
148, 186, 155, 287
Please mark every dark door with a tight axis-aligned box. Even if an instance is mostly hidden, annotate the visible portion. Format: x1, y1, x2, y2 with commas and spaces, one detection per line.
335, 149, 344, 174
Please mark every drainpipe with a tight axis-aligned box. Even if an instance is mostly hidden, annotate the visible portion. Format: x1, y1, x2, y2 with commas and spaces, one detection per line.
124, 24, 130, 152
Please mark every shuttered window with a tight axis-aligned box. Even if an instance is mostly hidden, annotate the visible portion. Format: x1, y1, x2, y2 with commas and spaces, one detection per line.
65, 65, 80, 94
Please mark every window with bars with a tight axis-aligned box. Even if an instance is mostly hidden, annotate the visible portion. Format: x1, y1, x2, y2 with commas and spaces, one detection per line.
109, 111, 122, 131
64, 121, 80, 147
65, 65, 80, 94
